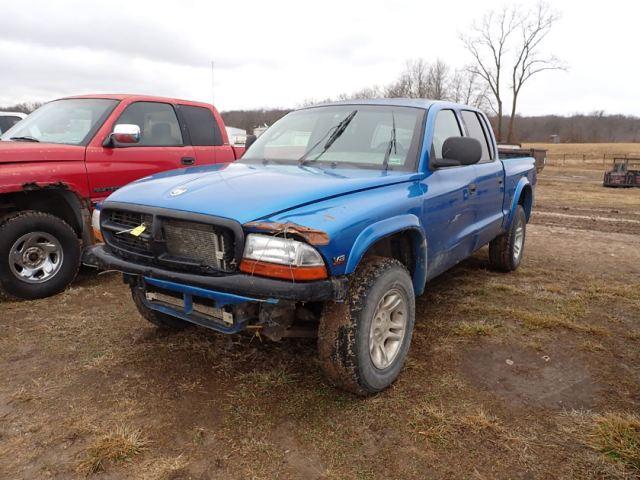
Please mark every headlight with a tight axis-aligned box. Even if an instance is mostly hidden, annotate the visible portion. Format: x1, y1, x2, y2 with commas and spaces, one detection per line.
91, 205, 103, 243
240, 234, 327, 281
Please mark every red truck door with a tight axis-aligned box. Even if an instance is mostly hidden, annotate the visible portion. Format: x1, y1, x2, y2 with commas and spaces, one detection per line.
85, 101, 196, 201
176, 103, 237, 164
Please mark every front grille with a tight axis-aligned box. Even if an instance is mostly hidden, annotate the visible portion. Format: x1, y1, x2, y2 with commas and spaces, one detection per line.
103, 210, 153, 255
101, 207, 239, 274
162, 219, 235, 272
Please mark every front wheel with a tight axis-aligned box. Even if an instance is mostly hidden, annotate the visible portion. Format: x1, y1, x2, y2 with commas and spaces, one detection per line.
0, 211, 80, 299
318, 257, 415, 395
489, 205, 527, 272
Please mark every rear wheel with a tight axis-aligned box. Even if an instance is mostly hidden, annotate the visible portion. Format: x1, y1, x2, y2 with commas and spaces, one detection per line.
131, 286, 191, 330
0, 211, 80, 299
318, 257, 415, 395
489, 205, 526, 272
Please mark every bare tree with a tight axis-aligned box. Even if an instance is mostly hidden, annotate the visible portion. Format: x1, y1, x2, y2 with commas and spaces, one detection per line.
427, 59, 449, 100
506, 2, 566, 142
461, 7, 520, 141
449, 69, 490, 110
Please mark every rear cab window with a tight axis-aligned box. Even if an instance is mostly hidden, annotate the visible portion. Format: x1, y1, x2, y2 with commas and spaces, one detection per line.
178, 105, 223, 146
461, 110, 492, 162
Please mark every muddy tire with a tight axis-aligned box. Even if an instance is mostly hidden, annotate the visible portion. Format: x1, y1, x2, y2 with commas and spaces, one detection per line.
131, 286, 191, 330
318, 256, 415, 395
489, 205, 527, 272
0, 211, 80, 300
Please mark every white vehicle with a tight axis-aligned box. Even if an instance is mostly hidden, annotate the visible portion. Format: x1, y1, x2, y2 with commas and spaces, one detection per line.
0, 112, 26, 134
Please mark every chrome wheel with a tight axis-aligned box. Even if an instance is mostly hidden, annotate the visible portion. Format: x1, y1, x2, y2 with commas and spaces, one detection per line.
513, 220, 524, 262
369, 288, 407, 370
9, 232, 63, 284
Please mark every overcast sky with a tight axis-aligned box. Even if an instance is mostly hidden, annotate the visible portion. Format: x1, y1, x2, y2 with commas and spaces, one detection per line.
0, 0, 633, 115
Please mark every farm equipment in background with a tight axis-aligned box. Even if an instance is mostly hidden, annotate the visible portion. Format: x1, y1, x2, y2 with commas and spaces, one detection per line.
498, 144, 546, 173
603, 158, 640, 187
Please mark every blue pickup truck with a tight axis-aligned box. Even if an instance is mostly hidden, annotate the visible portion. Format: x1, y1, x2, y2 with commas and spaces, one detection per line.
85, 99, 536, 395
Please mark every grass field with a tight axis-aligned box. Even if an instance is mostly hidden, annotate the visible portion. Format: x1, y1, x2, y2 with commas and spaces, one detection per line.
0, 157, 639, 479
524, 143, 640, 167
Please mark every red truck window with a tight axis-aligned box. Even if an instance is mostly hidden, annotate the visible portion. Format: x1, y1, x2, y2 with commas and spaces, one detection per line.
178, 105, 223, 146
116, 102, 183, 147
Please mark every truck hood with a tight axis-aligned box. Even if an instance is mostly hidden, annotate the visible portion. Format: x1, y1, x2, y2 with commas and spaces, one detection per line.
0, 141, 85, 163
106, 162, 419, 224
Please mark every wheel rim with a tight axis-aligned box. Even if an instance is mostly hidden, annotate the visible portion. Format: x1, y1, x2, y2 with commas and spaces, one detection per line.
369, 288, 407, 370
513, 220, 524, 263
8, 232, 63, 284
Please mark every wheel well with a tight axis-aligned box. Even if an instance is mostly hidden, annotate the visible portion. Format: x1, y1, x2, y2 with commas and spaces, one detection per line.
518, 185, 533, 221
361, 230, 418, 278
0, 189, 84, 235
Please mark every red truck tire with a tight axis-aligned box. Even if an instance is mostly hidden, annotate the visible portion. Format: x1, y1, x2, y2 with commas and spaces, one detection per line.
0, 211, 80, 299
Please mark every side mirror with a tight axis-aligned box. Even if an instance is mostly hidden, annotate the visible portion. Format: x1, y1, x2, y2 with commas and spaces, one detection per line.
105, 124, 141, 147
433, 137, 482, 168
244, 134, 257, 150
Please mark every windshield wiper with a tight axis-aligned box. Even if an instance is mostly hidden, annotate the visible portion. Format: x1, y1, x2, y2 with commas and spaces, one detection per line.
10, 136, 40, 143
298, 109, 357, 165
382, 111, 397, 172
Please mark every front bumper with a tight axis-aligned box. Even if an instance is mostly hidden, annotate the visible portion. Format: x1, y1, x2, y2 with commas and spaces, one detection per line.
83, 245, 348, 302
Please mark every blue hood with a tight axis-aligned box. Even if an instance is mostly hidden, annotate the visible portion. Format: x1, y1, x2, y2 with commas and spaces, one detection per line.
105, 162, 419, 224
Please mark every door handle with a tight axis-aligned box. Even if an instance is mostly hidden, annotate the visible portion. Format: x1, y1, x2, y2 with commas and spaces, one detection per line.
498, 178, 504, 185
181, 156, 195, 166
468, 183, 478, 194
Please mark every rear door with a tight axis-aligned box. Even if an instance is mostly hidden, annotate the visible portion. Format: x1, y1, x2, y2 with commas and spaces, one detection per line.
85, 101, 195, 201
460, 110, 505, 247
177, 104, 236, 164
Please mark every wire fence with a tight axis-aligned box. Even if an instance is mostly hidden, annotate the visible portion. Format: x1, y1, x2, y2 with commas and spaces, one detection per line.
546, 152, 640, 166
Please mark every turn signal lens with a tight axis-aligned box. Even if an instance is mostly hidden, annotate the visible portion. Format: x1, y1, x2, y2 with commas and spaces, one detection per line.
240, 259, 327, 281
91, 205, 103, 243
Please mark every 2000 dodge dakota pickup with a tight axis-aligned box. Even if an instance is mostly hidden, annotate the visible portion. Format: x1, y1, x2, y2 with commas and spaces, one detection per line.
85, 99, 536, 394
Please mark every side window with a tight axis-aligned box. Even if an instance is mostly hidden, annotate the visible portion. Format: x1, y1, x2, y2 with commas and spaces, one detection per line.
178, 105, 223, 146
432, 109, 462, 159
116, 102, 183, 147
461, 110, 491, 162
0, 116, 22, 133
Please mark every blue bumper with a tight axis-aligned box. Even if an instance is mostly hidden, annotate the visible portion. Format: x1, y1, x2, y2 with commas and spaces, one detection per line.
140, 277, 277, 334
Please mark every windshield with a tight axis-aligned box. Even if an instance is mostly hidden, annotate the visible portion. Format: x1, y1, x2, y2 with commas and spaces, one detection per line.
0, 98, 118, 145
242, 105, 425, 170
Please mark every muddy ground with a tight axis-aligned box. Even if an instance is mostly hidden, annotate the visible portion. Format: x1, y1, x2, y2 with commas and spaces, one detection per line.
1, 165, 639, 479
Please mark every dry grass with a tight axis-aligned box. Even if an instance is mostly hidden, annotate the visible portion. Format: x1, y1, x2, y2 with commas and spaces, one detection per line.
580, 340, 607, 353
452, 320, 500, 336
410, 404, 502, 446
77, 426, 149, 475
524, 143, 640, 158
589, 413, 640, 471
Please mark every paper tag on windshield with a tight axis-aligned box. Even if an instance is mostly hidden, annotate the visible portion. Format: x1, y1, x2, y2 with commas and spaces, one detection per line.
129, 225, 147, 237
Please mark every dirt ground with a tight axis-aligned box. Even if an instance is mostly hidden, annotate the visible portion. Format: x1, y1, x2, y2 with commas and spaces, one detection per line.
1, 163, 639, 479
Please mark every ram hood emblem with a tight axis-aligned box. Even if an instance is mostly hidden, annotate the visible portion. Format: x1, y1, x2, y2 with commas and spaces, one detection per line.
169, 186, 188, 197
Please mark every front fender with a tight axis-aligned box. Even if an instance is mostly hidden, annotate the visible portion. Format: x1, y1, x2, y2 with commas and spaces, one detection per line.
345, 214, 428, 295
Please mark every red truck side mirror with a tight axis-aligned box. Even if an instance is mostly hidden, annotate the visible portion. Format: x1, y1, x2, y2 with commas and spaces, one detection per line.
104, 124, 141, 147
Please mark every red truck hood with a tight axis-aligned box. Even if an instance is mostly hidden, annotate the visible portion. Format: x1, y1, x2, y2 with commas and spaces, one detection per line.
0, 141, 85, 164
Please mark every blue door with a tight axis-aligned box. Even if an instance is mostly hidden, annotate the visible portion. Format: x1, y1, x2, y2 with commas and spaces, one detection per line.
460, 110, 505, 248
421, 109, 477, 280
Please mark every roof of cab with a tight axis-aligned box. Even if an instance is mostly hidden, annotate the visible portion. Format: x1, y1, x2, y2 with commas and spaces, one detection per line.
57, 93, 214, 108
301, 97, 479, 112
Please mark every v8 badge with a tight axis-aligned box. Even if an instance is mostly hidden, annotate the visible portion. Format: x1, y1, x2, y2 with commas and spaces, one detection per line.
332, 254, 346, 266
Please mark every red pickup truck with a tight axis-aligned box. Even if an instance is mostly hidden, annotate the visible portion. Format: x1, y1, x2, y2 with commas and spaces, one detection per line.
0, 94, 243, 299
